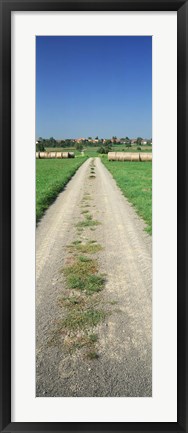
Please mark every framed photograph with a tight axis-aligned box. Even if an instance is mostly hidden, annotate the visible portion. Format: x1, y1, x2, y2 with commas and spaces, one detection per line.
0, 0, 186, 432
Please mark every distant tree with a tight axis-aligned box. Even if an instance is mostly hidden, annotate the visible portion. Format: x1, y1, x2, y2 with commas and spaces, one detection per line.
36, 142, 45, 151
97, 144, 112, 154
105, 139, 112, 146
136, 137, 142, 145
64, 139, 73, 147
48, 137, 57, 147
95, 136, 98, 140
76, 142, 83, 151
88, 136, 92, 140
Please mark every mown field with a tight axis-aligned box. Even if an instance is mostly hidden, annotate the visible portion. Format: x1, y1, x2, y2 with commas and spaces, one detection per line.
36, 157, 87, 222
101, 156, 152, 234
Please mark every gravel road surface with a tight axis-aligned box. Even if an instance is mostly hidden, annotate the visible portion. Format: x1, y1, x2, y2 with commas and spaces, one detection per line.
36, 157, 152, 397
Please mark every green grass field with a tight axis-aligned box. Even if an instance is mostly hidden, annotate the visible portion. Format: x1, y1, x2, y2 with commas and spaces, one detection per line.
102, 156, 152, 234
36, 157, 87, 222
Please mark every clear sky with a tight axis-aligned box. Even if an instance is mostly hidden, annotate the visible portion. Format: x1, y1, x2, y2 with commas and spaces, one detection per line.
36, 36, 152, 139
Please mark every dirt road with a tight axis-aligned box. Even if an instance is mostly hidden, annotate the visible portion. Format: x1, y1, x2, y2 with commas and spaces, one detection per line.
36, 157, 152, 397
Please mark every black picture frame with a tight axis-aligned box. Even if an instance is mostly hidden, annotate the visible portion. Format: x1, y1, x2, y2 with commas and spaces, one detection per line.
0, 1, 187, 432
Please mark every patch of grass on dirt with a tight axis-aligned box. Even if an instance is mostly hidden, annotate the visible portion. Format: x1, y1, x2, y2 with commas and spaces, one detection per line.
64, 259, 105, 294
55, 290, 104, 353
81, 210, 90, 214
109, 300, 118, 305
81, 203, 90, 208
86, 351, 99, 360
58, 294, 86, 308
101, 156, 152, 234
83, 194, 91, 201
78, 255, 92, 262
76, 219, 99, 228
76, 214, 100, 228
77, 228, 83, 234
69, 241, 102, 254
65, 259, 97, 277
36, 158, 87, 222
48, 305, 105, 350
72, 240, 82, 245
89, 333, 98, 343
62, 308, 106, 330
64, 334, 90, 351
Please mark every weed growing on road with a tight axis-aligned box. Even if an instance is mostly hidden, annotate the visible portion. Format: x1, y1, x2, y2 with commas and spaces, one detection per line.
64, 258, 105, 294
62, 308, 106, 331
78, 255, 92, 262
68, 241, 102, 254
83, 194, 91, 201
72, 240, 82, 245
86, 351, 99, 360
81, 210, 90, 214
89, 333, 98, 343
81, 203, 90, 208
48, 300, 105, 356
76, 213, 100, 228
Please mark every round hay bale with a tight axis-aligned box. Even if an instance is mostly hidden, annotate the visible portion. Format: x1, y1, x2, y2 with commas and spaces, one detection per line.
122, 152, 131, 161
62, 152, 69, 158
116, 152, 123, 161
49, 152, 56, 158
118, 153, 125, 161
56, 152, 62, 158
68, 152, 75, 158
108, 152, 116, 161
36, 152, 40, 158
140, 153, 152, 162
131, 153, 140, 161
39, 152, 48, 159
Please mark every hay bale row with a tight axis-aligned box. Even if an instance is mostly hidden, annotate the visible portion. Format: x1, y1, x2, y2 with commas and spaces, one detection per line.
140, 153, 152, 161
108, 152, 152, 162
36, 152, 74, 159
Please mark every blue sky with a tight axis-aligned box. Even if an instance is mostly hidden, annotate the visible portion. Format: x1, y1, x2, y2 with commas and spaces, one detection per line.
36, 36, 152, 139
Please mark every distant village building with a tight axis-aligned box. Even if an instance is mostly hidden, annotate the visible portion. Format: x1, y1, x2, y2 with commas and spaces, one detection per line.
75, 137, 86, 143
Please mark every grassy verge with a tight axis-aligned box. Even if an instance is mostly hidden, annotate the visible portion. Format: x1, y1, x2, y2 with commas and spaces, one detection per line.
36, 158, 87, 222
101, 156, 152, 234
